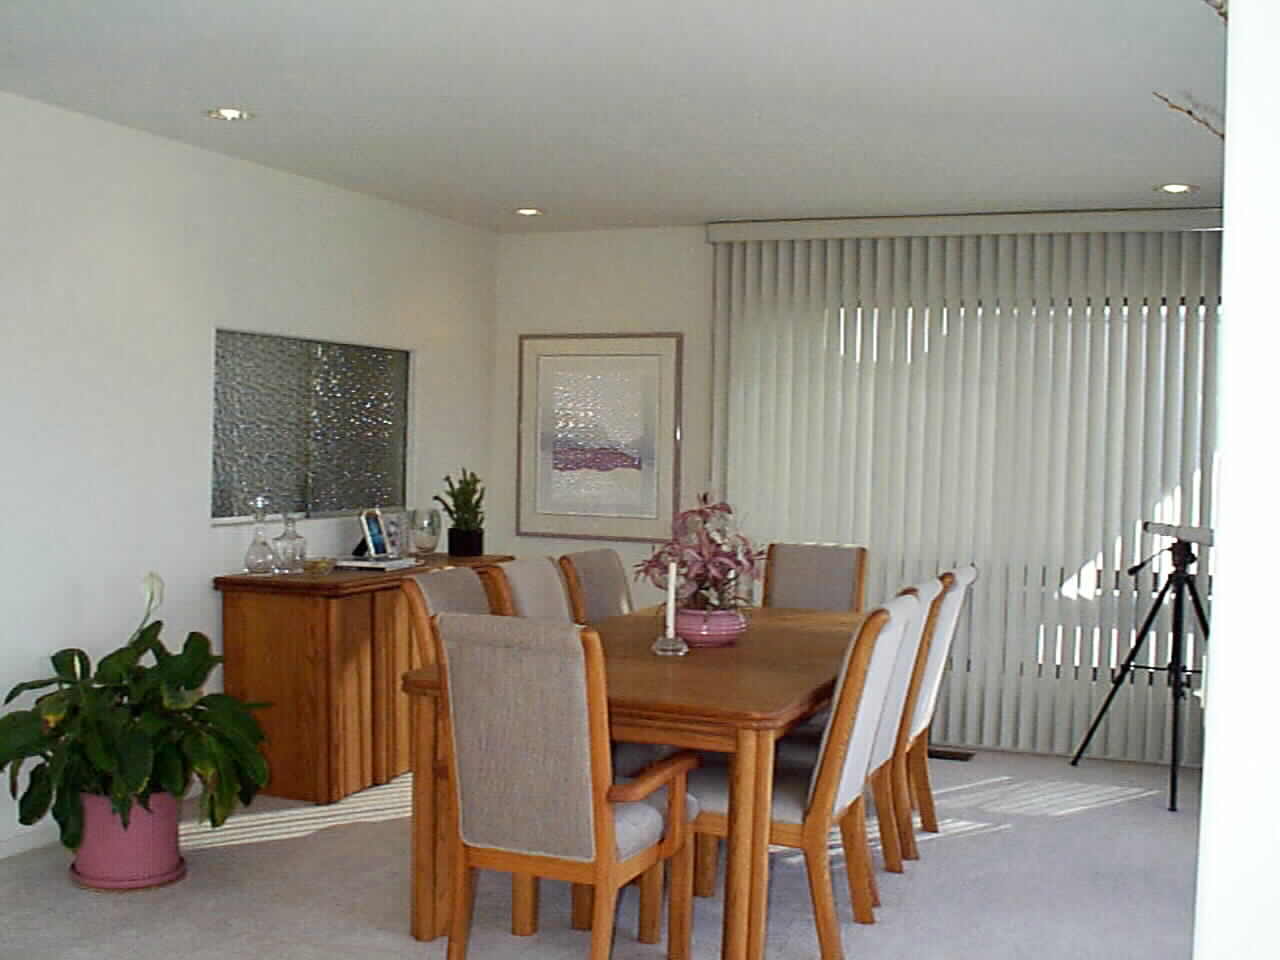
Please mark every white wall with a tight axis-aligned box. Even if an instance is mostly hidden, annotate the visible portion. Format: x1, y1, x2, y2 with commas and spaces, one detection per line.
0, 92, 496, 856
1193, 1, 1280, 955
490, 228, 712, 604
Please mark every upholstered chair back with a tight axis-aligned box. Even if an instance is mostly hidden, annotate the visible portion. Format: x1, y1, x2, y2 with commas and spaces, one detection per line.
809, 593, 916, 818
867, 579, 943, 774
909, 565, 979, 740
560, 549, 634, 624
413, 566, 491, 615
436, 613, 602, 861
763, 543, 869, 612
500, 557, 575, 621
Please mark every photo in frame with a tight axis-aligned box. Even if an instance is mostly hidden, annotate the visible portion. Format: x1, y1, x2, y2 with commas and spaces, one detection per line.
358, 508, 390, 557
517, 333, 682, 541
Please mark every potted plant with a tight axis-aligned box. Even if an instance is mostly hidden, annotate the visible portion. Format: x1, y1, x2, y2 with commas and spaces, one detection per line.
0, 573, 268, 889
435, 467, 486, 557
635, 493, 766, 646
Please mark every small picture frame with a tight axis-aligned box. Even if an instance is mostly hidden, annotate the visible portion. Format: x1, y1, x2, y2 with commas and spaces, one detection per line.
382, 509, 408, 559
359, 508, 390, 558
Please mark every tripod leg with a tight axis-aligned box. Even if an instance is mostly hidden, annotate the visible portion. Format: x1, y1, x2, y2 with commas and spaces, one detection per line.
1071, 578, 1173, 766
1185, 576, 1211, 641
1169, 577, 1188, 812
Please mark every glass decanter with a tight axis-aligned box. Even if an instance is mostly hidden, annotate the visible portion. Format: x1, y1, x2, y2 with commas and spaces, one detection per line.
243, 494, 279, 575
272, 514, 307, 574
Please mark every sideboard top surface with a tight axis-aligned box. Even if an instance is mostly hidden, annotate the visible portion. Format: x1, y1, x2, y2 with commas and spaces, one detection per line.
213, 553, 515, 597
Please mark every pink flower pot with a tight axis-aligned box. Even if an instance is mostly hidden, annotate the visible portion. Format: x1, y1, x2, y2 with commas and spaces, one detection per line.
71, 793, 187, 890
675, 608, 747, 648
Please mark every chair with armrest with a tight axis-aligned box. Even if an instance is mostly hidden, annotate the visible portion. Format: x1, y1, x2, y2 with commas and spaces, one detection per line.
762, 543, 870, 613
560, 549, 634, 625
487, 557, 576, 621
684, 595, 915, 958
900, 565, 979, 841
433, 612, 698, 960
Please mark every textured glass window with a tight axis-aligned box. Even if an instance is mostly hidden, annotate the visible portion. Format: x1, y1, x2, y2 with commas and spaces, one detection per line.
212, 331, 409, 518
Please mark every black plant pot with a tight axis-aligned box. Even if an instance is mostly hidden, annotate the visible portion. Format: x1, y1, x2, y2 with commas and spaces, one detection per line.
448, 528, 484, 557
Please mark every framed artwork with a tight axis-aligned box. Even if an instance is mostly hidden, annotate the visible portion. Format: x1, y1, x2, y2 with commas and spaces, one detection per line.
381, 509, 408, 558
517, 333, 683, 541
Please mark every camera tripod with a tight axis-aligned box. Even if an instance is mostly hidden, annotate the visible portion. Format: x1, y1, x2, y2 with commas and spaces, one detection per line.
1069, 538, 1209, 811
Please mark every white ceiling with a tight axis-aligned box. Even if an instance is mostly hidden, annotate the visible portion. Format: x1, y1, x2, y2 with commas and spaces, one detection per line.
0, 1, 1226, 232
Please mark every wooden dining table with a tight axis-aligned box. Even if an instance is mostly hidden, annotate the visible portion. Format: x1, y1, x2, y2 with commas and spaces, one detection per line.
401, 605, 866, 960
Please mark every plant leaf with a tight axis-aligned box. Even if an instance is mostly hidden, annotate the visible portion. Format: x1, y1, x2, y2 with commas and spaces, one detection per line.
152, 742, 188, 798
36, 690, 71, 730
0, 710, 47, 769
93, 644, 142, 686
115, 726, 154, 798
51, 783, 83, 850
50, 649, 91, 683
198, 693, 266, 744
4, 677, 60, 706
17, 762, 53, 825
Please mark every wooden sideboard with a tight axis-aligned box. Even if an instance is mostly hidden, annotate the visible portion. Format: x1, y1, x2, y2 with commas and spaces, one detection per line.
213, 553, 513, 803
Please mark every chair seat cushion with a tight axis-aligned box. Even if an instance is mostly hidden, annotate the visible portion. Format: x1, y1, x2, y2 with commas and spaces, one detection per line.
686, 763, 811, 827
613, 788, 700, 860
613, 742, 675, 777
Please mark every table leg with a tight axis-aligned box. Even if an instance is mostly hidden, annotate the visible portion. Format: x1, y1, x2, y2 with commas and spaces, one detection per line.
722, 729, 758, 960
410, 694, 438, 940
746, 731, 776, 960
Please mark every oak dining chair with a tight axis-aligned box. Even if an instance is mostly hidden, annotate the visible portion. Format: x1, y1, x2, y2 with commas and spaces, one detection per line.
433, 613, 698, 960
685, 595, 916, 958
486, 557, 576, 620
761, 543, 870, 613
560, 549, 634, 625
403, 566, 493, 662
900, 565, 979, 844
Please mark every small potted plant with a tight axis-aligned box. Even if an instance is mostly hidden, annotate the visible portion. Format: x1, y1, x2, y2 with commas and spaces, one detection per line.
0, 573, 269, 889
635, 493, 766, 646
435, 467, 486, 557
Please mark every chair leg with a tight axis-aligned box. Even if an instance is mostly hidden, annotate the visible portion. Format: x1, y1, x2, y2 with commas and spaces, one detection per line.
908, 737, 940, 833
447, 862, 476, 960
870, 766, 903, 873
511, 873, 539, 935
589, 884, 620, 960
571, 883, 595, 930
668, 838, 694, 960
838, 802, 876, 924
693, 833, 719, 897
892, 751, 919, 861
638, 862, 664, 944
802, 837, 844, 960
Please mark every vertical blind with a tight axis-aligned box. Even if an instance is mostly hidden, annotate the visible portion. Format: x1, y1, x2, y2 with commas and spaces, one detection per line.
712, 230, 1220, 763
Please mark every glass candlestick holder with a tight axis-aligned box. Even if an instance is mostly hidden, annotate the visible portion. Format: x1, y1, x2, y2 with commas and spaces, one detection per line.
243, 494, 279, 575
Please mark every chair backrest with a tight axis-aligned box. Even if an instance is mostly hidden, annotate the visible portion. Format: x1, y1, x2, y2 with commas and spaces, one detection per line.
807, 593, 917, 820
867, 578, 944, 774
402, 566, 494, 663
762, 543, 869, 612
559, 549, 634, 624
909, 565, 979, 740
435, 613, 610, 862
497, 557, 575, 621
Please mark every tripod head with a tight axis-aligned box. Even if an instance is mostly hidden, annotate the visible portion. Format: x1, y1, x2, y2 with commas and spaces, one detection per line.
1126, 538, 1199, 577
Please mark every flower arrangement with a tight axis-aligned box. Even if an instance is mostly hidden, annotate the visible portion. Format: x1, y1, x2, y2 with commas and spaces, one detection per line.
636, 494, 766, 611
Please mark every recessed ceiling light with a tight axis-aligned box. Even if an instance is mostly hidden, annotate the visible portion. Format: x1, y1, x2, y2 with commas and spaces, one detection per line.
515, 207, 543, 217
1155, 183, 1200, 195
206, 106, 253, 121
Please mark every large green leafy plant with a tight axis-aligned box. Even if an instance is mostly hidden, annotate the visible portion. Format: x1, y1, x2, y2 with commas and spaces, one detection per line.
0, 574, 268, 849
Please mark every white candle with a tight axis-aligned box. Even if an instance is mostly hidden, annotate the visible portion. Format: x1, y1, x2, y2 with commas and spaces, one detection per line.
665, 560, 678, 638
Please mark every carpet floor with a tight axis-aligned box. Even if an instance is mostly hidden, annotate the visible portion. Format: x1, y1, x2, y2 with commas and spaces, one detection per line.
0, 749, 1198, 959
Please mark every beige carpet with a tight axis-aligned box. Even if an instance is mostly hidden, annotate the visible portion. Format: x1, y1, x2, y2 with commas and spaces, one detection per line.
0, 749, 1198, 959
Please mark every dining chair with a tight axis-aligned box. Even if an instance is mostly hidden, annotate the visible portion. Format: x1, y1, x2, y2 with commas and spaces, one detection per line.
685, 595, 915, 958
486, 556, 576, 620
560, 549, 634, 625
900, 565, 979, 843
761, 543, 870, 613
433, 612, 698, 960
865, 577, 944, 871
403, 566, 494, 662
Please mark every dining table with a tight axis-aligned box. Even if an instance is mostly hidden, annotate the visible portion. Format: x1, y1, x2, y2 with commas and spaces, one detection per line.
400, 605, 867, 960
